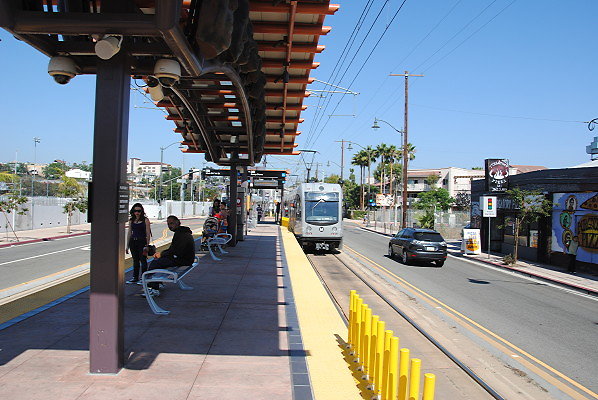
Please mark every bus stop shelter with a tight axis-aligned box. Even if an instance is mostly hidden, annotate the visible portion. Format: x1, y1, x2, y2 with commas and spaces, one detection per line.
0, 0, 336, 373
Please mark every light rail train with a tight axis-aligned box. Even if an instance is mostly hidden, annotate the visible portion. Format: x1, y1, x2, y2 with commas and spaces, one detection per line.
283, 183, 343, 252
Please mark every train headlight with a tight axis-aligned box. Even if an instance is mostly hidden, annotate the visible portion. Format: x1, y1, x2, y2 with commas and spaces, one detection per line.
306, 226, 312, 232
332, 227, 338, 232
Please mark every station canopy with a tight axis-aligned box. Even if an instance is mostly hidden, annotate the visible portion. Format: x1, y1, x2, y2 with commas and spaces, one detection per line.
0, 0, 338, 166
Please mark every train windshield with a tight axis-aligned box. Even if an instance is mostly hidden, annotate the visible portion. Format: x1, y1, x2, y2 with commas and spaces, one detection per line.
304, 192, 339, 225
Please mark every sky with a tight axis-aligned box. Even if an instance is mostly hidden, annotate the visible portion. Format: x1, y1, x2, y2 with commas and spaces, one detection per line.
1, 0, 597, 180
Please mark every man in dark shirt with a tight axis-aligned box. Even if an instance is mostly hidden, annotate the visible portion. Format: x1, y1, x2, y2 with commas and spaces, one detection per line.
145, 215, 195, 295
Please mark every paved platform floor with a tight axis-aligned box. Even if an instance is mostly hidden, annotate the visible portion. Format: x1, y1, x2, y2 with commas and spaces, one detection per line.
1, 222, 358, 399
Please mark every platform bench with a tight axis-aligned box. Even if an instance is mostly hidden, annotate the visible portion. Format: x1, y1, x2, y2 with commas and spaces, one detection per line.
206, 233, 233, 261
141, 257, 199, 315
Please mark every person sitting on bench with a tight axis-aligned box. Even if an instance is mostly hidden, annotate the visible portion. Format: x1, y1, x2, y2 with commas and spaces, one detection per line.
145, 215, 195, 296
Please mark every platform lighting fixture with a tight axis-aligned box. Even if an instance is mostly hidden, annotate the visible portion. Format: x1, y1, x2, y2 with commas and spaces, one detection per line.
94, 35, 123, 60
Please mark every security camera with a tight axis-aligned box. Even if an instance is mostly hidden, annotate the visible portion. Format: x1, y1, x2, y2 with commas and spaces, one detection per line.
154, 59, 181, 87
48, 56, 77, 85
95, 35, 122, 60
147, 76, 164, 101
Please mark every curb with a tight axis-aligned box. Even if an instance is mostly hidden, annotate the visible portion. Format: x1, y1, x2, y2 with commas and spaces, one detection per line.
358, 225, 598, 297
0, 231, 91, 249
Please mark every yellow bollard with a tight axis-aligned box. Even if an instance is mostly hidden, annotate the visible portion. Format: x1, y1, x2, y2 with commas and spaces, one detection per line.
422, 373, 436, 400
408, 358, 421, 400
348, 290, 356, 348
359, 303, 368, 365
363, 307, 372, 376
398, 348, 410, 400
354, 298, 363, 361
369, 315, 380, 387
381, 330, 394, 400
388, 337, 399, 400
374, 320, 386, 395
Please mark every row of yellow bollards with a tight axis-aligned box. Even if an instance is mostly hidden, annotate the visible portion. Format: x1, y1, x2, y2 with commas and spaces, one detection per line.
348, 290, 436, 400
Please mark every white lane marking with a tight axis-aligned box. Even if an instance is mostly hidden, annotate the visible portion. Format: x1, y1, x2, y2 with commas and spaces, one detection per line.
80, 246, 90, 251
0, 245, 89, 266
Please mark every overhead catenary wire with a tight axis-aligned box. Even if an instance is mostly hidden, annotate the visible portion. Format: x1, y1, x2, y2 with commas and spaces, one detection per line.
306, 0, 410, 148
306, 0, 396, 146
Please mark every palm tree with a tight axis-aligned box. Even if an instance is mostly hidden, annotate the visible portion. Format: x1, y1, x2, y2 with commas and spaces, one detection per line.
352, 150, 371, 209
374, 143, 392, 194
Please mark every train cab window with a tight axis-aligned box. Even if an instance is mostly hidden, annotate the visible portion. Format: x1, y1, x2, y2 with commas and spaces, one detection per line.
304, 191, 340, 225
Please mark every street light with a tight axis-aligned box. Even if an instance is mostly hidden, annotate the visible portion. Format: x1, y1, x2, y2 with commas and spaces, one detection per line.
158, 141, 181, 202
31, 137, 40, 229
345, 140, 372, 210
372, 118, 408, 229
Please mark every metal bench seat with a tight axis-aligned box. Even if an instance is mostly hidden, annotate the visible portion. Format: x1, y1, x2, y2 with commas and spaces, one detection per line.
141, 257, 199, 315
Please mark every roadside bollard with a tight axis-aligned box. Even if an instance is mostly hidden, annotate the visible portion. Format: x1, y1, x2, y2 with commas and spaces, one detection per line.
398, 348, 410, 400
359, 303, 368, 367
368, 315, 380, 388
354, 298, 363, 362
348, 290, 356, 349
388, 337, 399, 400
374, 320, 386, 397
381, 330, 393, 400
422, 373, 436, 400
409, 358, 421, 400
362, 307, 372, 378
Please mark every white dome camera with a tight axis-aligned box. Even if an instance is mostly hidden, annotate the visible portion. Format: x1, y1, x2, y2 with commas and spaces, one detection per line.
48, 56, 77, 85
154, 59, 181, 87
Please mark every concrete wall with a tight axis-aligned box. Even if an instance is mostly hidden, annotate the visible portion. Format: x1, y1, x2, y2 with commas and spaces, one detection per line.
0, 198, 212, 233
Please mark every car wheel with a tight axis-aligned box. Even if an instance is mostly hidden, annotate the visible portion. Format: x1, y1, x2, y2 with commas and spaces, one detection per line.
402, 250, 410, 265
435, 260, 445, 267
388, 244, 395, 258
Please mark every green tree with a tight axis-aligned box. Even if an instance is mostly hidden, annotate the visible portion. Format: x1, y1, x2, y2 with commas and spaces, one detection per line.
414, 188, 455, 229
425, 174, 439, 189
57, 175, 88, 233
0, 172, 28, 240
504, 188, 552, 263
351, 150, 371, 209
43, 161, 69, 179
72, 162, 93, 172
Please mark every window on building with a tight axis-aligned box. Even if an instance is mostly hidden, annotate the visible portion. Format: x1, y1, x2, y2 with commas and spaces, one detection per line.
414, 179, 419, 184
442, 179, 448, 186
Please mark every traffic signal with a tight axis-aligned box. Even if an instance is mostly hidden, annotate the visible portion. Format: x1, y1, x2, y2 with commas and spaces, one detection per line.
188, 169, 194, 180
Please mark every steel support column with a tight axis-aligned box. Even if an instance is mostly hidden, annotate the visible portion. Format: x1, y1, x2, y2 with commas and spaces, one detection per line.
89, 49, 130, 374
229, 166, 238, 246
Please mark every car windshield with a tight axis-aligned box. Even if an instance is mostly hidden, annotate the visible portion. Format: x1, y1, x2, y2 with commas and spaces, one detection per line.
305, 192, 339, 224
414, 232, 444, 242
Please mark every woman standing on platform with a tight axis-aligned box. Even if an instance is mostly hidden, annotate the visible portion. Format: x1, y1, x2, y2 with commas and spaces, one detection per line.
209, 198, 221, 217
125, 203, 152, 284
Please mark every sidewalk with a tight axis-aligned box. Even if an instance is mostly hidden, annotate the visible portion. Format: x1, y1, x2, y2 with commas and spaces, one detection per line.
0, 223, 92, 248
352, 219, 598, 296
0, 221, 361, 400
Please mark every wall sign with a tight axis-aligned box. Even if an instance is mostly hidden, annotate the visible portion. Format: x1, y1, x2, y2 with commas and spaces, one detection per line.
117, 183, 129, 223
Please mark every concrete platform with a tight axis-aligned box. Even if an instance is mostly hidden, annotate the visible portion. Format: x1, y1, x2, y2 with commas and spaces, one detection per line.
0, 222, 361, 399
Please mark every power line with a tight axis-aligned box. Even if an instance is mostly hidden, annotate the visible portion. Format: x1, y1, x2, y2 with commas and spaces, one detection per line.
307, 0, 410, 148
305, 0, 392, 146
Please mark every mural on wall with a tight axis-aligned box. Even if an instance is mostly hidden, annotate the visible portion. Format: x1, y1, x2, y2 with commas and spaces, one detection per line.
552, 192, 598, 264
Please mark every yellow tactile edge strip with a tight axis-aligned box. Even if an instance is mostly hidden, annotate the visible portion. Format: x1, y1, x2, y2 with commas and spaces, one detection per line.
281, 228, 361, 400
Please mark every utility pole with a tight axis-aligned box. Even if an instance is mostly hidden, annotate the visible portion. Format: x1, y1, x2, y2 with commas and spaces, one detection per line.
390, 71, 423, 228
31, 137, 40, 230
334, 140, 347, 181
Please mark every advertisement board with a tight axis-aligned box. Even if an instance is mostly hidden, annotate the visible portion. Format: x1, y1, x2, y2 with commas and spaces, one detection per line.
461, 229, 482, 254
485, 158, 509, 192
481, 196, 497, 217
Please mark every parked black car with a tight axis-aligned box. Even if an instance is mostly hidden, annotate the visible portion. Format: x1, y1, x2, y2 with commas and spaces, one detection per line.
388, 228, 448, 267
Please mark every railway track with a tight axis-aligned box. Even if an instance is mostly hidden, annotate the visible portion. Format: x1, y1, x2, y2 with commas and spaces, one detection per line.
306, 251, 510, 400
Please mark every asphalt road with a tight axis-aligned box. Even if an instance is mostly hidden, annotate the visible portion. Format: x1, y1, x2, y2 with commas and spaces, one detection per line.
342, 222, 598, 395
0, 218, 207, 292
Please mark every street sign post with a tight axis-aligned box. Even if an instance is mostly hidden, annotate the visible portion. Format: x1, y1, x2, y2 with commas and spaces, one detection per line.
481, 196, 497, 258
